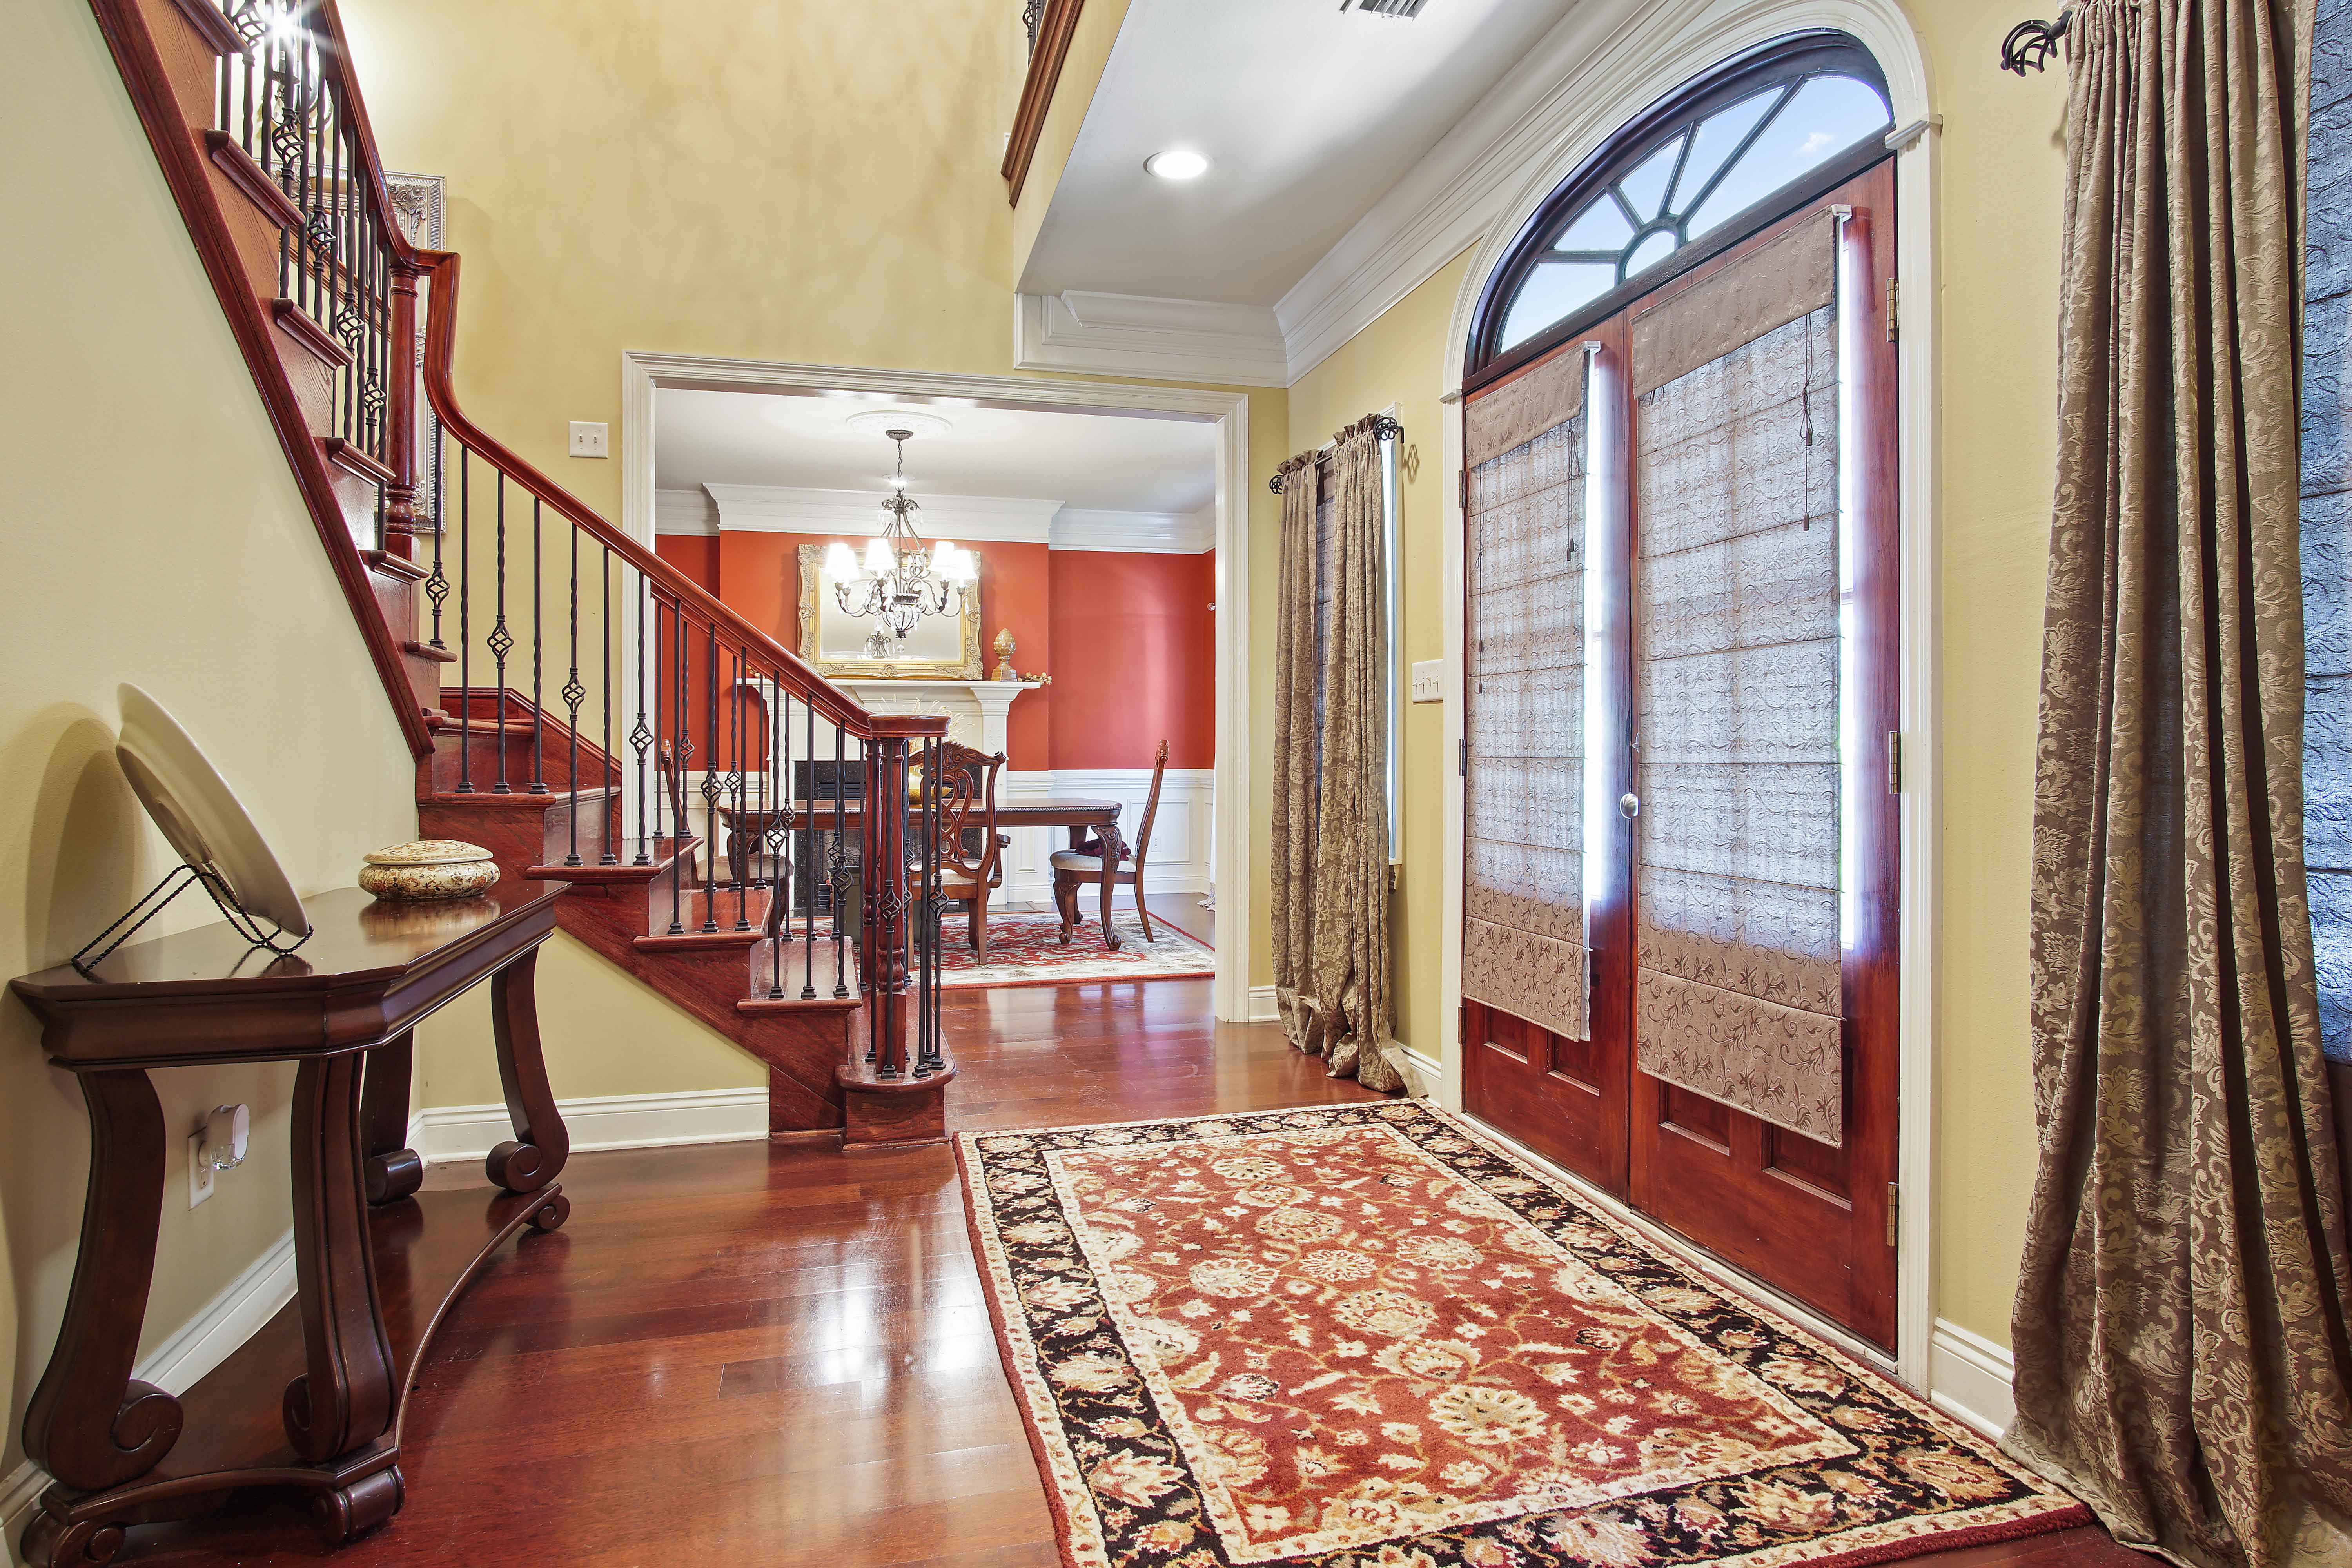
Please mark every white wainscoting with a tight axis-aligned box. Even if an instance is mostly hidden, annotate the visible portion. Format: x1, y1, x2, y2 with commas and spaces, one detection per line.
1000, 768, 1213, 907
1928, 1318, 2018, 1439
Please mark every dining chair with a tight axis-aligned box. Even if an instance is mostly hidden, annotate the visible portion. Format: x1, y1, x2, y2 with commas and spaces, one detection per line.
929, 741, 1008, 961
1052, 739, 1168, 947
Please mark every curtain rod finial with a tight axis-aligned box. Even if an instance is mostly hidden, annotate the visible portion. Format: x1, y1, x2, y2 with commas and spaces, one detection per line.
2000, 14, 2069, 76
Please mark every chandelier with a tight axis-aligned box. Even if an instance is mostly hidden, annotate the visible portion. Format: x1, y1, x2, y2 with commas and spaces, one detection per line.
823, 428, 976, 659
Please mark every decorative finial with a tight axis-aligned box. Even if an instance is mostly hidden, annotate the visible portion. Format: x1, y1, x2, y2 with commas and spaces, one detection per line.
992, 628, 1017, 682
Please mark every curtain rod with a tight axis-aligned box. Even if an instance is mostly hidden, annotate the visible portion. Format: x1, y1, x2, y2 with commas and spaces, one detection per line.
1268, 415, 1403, 493
2000, 12, 2069, 75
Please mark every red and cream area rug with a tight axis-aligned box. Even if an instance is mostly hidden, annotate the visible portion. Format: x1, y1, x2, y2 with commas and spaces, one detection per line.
941, 910, 1215, 989
958, 1101, 2084, 1568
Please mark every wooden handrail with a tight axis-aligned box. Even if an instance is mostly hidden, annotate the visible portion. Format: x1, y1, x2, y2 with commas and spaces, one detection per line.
1002, 0, 1085, 206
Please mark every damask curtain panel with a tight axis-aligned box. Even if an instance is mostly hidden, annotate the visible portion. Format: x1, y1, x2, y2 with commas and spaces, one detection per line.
1272, 421, 1401, 1092
2011, 4, 2352, 1566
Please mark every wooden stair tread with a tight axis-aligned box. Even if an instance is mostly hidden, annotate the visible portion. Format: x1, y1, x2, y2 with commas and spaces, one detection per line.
635, 884, 775, 951
421, 786, 620, 808
737, 941, 862, 1013
524, 836, 698, 883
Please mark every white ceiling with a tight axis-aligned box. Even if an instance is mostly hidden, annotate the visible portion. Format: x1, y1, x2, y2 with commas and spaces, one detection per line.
654, 387, 1219, 516
1019, 0, 1581, 307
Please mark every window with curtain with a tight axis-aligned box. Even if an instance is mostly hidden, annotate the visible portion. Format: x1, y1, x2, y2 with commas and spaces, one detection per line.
1310, 439, 1405, 861
2307, 0, 2351, 1071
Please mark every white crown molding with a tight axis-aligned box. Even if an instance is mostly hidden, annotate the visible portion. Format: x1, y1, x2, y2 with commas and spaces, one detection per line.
1267, 0, 1930, 383
1053, 507, 1214, 553
703, 483, 1212, 553
1014, 290, 1290, 387
706, 483, 1065, 542
656, 486, 718, 535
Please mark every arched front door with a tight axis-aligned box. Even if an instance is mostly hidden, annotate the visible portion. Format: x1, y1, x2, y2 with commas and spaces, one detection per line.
1457, 35, 1901, 1348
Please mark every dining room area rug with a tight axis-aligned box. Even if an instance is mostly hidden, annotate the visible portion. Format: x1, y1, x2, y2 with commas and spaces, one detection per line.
958, 1101, 2086, 1568
939, 909, 1215, 989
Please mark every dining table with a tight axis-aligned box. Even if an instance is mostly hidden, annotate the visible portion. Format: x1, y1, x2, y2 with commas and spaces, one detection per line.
713, 795, 1136, 950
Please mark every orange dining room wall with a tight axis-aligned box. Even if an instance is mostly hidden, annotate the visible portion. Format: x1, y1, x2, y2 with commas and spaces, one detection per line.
1048, 549, 1216, 771
658, 530, 1212, 775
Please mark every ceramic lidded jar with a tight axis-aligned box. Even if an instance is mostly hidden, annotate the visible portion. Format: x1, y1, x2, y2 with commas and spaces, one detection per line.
358, 840, 499, 901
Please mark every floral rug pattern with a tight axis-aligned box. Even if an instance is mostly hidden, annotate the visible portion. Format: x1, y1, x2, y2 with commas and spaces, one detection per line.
958, 1102, 2084, 1568
940, 910, 1215, 989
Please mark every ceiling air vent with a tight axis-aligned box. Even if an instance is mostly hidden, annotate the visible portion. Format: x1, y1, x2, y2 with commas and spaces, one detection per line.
1339, 0, 1432, 17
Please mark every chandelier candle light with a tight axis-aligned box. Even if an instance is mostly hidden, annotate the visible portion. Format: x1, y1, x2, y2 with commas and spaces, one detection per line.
824, 428, 977, 661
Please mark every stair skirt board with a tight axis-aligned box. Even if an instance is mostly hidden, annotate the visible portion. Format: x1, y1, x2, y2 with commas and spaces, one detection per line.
407, 1085, 770, 1165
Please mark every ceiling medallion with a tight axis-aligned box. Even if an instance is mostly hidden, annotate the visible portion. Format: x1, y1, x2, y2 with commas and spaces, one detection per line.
824, 429, 976, 660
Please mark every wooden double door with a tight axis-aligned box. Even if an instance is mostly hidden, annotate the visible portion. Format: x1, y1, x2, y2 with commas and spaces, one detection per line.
1461, 162, 1900, 1349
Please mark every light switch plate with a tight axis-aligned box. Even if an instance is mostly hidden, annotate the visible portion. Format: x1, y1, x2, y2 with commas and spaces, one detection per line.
568, 421, 610, 459
188, 1132, 215, 1208
1409, 659, 1444, 703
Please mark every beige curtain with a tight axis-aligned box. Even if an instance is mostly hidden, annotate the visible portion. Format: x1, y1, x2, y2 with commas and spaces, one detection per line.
1272, 420, 1400, 1091
2010, 4, 2352, 1566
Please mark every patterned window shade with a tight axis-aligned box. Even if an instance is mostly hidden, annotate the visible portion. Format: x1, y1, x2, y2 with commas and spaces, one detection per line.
1463, 351, 1591, 1041
1631, 219, 1845, 1145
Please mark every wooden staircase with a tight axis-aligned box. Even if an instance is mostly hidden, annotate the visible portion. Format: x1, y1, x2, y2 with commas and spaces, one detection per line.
93, 0, 955, 1145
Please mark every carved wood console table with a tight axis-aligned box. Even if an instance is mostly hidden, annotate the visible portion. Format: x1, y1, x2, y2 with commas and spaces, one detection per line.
8, 884, 572, 1568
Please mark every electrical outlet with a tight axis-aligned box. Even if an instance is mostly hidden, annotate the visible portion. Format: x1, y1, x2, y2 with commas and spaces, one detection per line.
568, 421, 610, 459
188, 1132, 215, 1208
1410, 659, 1444, 704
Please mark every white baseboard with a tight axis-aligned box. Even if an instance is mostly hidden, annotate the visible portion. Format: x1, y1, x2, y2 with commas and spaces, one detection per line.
1395, 1044, 1445, 1099
1929, 1317, 2016, 1439
1244, 984, 1280, 1023
3, 1227, 300, 1540
411, 1085, 769, 1165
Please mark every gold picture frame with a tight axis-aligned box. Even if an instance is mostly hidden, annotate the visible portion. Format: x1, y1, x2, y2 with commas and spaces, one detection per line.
797, 543, 984, 679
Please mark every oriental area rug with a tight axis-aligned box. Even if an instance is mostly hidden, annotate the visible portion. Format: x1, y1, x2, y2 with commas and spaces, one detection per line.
957, 1101, 2085, 1568
940, 911, 1216, 989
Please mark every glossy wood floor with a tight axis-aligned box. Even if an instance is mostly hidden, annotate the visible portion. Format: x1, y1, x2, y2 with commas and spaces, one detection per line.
132, 971, 2144, 1568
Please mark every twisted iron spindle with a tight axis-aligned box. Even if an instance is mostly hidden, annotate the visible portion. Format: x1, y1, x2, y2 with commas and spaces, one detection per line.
561, 517, 583, 865
426, 431, 447, 647
530, 497, 546, 793
831, 726, 850, 1000
768, 685, 790, 1000
631, 573, 652, 865
731, 645, 750, 932
802, 699, 818, 1000
456, 447, 472, 793
700, 623, 720, 932
600, 547, 616, 863
668, 595, 690, 936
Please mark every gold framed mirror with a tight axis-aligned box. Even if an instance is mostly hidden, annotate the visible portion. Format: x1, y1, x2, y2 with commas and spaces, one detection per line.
797, 543, 984, 679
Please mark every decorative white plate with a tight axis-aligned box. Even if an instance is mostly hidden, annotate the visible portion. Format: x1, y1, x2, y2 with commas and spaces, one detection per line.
114, 684, 310, 937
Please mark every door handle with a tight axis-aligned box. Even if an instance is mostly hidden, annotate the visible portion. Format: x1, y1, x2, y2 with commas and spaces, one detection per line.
1619, 792, 1641, 819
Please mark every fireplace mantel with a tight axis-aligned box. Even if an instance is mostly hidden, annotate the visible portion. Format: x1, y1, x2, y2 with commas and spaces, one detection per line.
829, 679, 1040, 757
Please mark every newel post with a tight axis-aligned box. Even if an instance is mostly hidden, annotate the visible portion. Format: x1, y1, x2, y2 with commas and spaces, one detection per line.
862, 729, 913, 1080
379, 260, 423, 560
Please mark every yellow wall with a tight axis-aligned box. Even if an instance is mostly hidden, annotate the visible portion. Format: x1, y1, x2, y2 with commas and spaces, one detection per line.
1282, 1, 2073, 1351
1, 0, 424, 1511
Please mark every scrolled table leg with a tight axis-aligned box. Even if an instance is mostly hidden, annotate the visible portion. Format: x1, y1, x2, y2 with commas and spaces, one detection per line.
486, 947, 569, 1193
19, 1502, 127, 1568
312, 1465, 403, 1546
283, 1053, 396, 1463
22, 1070, 183, 1494
362, 1029, 423, 1205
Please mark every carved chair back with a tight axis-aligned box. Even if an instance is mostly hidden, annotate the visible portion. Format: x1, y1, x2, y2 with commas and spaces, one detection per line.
1128, 740, 1171, 875
931, 741, 1005, 890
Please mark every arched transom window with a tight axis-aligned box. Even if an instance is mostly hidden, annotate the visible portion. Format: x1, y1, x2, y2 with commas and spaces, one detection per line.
1471, 34, 1892, 378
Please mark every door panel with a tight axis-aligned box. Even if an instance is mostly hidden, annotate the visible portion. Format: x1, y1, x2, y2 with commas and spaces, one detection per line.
1625, 162, 1899, 1349
1463, 998, 1628, 1195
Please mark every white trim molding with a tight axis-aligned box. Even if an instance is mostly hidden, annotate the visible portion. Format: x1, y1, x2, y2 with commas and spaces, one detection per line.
657, 486, 719, 535
619, 353, 1254, 1022
1431, 0, 1939, 1395
1929, 1319, 2017, 1439
412, 1086, 769, 1165
693, 483, 1214, 554
1052, 506, 1214, 554
1015, 290, 1290, 387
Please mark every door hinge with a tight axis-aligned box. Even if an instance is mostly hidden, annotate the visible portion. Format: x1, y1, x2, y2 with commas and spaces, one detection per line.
1459, 737, 1469, 777
1884, 278, 1899, 341
1888, 731, 1904, 793
1886, 1182, 1900, 1247
1459, 469, 1470, 510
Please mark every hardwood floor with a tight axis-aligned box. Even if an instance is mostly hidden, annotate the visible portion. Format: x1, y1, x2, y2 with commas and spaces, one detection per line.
126, 979, 2143, 1568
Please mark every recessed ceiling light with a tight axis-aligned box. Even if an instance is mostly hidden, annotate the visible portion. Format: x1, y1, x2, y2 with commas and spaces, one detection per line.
1145, 148, 1210, 181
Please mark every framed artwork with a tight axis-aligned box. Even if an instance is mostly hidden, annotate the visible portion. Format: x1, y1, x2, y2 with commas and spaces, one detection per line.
797, 543, 984, 679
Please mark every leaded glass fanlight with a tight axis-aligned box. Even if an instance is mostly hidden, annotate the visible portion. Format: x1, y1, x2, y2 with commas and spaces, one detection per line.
1468, 34, 1891, 381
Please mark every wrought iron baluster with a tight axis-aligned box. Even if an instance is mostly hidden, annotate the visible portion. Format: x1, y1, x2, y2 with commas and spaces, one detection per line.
700, 623, 720, 932
916, 736, 936, 1078
804, 700, 818, 999
631, 573, 652, 865
426, 427, 447, 647
770, 685, 791, 999
831, 725, 849, 999
668, 595, 689, 936
561, 517, 582, 865
490, 472, 511, 793
531, 496, 546, 793
731, 645, 749, 931
600, 546, 617, 864
456, 446, 472, 793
